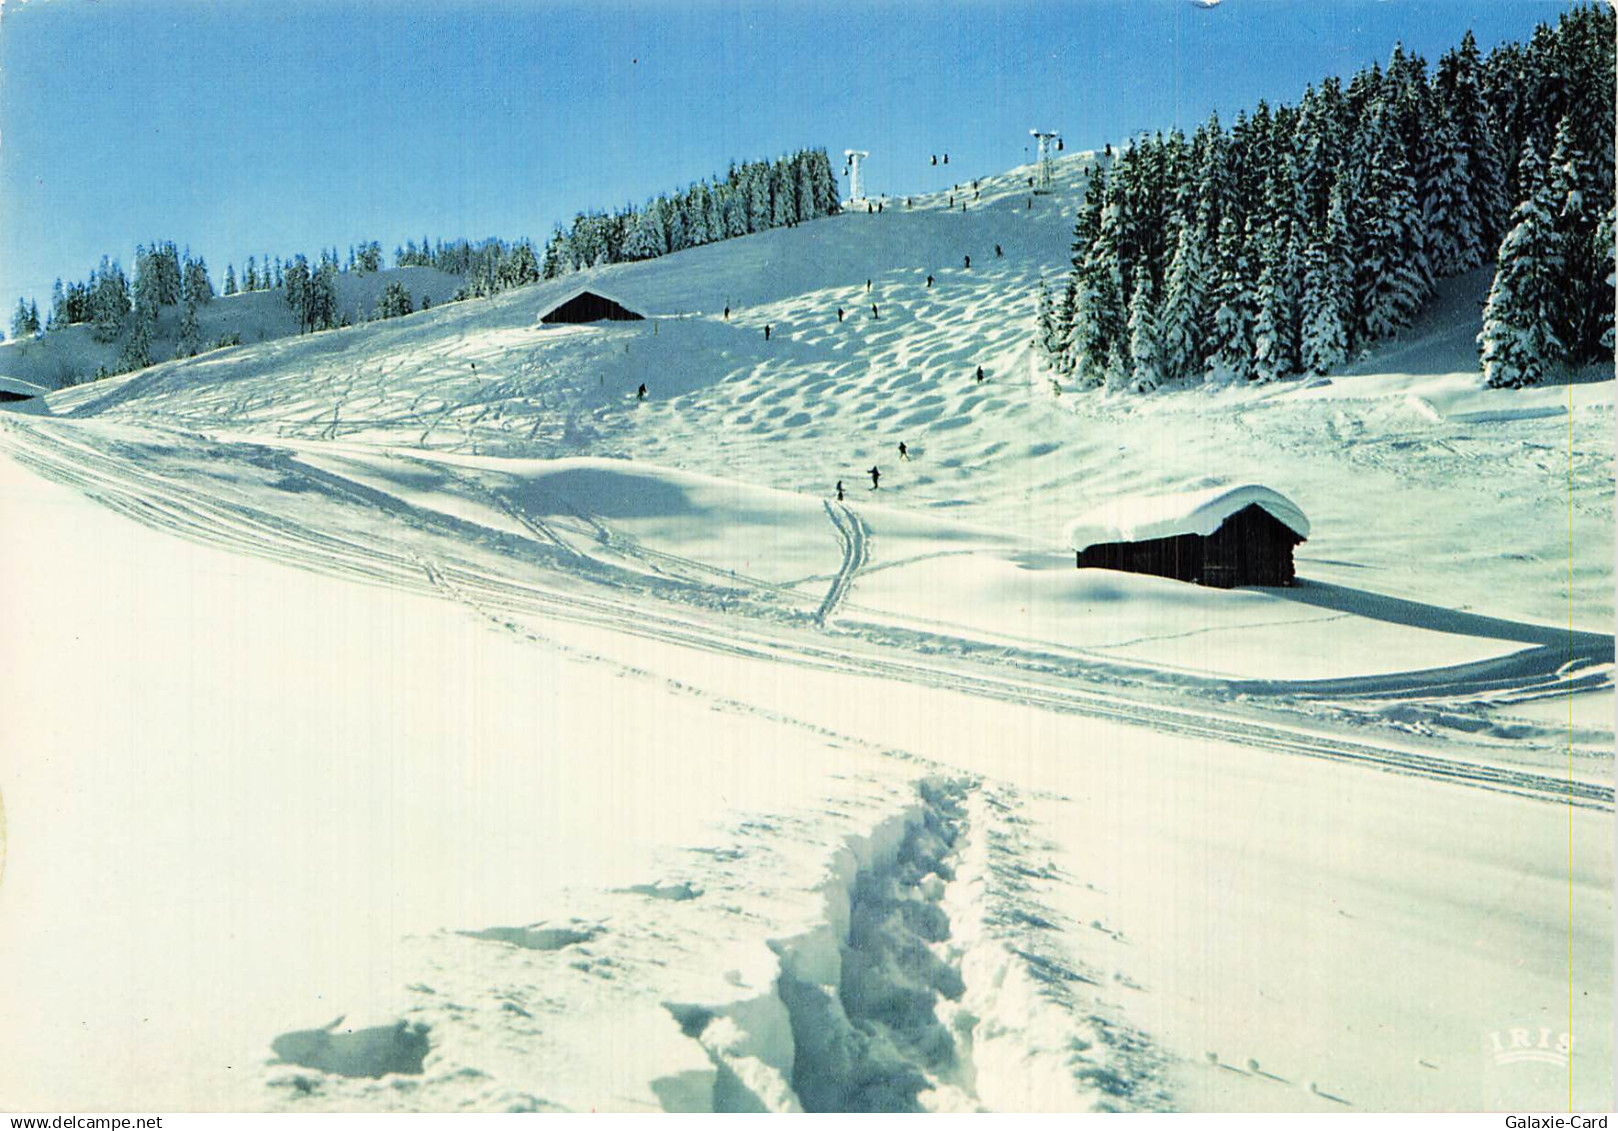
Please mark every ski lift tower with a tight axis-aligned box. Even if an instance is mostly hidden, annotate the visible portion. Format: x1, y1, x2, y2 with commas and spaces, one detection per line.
1030, 130, 1061, 194
844, 149, 870, 204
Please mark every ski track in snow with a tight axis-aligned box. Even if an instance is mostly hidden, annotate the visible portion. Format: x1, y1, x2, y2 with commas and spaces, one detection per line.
2, 413, 1607, 811
815, 500, 869, 626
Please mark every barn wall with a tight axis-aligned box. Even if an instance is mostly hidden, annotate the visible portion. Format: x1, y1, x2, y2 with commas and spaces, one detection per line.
1076, 504, 1302, 588
540, 292, 645, 324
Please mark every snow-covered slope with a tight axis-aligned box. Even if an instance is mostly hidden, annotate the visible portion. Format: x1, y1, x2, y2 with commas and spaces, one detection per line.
0, 266, 463, 390
0, 151, 1610, 1113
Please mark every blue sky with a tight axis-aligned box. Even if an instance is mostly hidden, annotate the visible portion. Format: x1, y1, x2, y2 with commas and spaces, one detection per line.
0, 0, 1571, 314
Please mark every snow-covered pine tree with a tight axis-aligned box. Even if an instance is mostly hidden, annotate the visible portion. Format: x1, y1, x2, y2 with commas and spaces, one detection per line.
769, 160, 794, 229
1070, 193, 1127, 389
810, 149, 841, 216
1251, 227, 1296, 383
10, 298, 35, 338
664, 197, 688, 253
1549, 113, 1608, 362
720, 188, 747, 239
308, 257, 340, 330
1204, 214, 1255, 383
1422, 112, 1483, 277
184, 257, 214, 305
1299, 231, 1349, 375
375, 281, 413, 319
1355, 99, 1430, 342
244, 257, 258, 293
117, 312, 151, 372
746, 167, 770, 233
1434, 30, 1508, 251
132, 246, 162, 322
175, 297, 200, 358
1035, 278, 1064, 368
507, 240, 540, 286
1479, 142, 1565, 388
284, 256, 311, 329
157, 243, 183, 305
1157, 217, 1207, 383
623, 205, 665, 261
223, 264, 237, 297
794, 156, 816, 224
91, 258, 131, 343
1126, 269, 1162, 392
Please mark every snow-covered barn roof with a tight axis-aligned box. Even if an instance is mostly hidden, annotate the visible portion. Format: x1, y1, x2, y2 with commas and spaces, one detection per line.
1065, 484, 1310, 552
535, 286, 646, 324
0, 375, 47, 398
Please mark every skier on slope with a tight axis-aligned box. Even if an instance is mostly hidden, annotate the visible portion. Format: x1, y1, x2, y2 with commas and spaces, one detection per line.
869, 466, 881, 489
898, 441, 909, 461
964, 254, 971, 269
765, 324, 772, 341
926, 275, 934, 289
637, 383, 647, 400
838, 307, 845, 322
836, 480, 845, 501
995, 244, 1002, 258
976, 365, 984, 383
871, 303, 880, 320
723, 304, 730, 320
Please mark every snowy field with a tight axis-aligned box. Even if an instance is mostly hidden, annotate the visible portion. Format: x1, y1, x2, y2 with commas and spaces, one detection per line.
0, 153, 1610, 1112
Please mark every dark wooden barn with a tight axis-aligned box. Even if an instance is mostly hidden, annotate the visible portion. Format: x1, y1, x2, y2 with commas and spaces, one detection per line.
538, 288, 645, 325
1067, 486, 1309, 589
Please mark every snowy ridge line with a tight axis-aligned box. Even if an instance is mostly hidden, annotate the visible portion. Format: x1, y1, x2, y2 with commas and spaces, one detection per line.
815, 501, 869, 626
661, 778, 1153, 1112
2, 418, 1606, 809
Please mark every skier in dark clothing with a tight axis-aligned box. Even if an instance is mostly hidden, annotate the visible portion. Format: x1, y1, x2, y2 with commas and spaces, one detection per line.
869, 466, 880, 489
898, 441, 909, 460
931, 155, 937, 166
866, 279, 872, 293
637, 383, 647, 400
926, 275, 934, 289
871, 303, 879, 320
836, 480, 845, 501
765, 324, 772, 341
943, 153, 949, 164
723, 305, 730, 320
837, 307, 845, 322
964, 255, 971, 269
975, 365, 984, 383
867, 202, 873, 214
995, 244, 1002, 258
